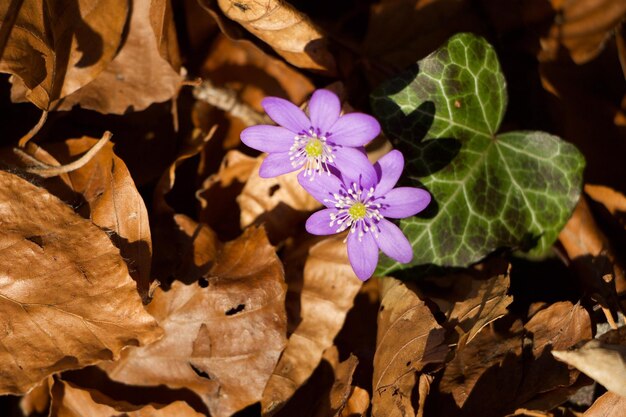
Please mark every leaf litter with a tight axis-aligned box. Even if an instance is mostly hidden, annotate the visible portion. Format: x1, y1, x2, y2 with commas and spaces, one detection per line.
0, 0, 625, 416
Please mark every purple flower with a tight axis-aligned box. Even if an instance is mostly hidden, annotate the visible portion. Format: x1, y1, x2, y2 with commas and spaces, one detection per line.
240, 89, 380, 181
298, 150, 431, 280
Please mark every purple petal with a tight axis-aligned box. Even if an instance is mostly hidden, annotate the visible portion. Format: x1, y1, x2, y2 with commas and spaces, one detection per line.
305, 209, 340, 235
262, 97, 311, 133
332, 147, 377, 188
347, 230, 379, 281
309, 89, 341, 134
298, 171, 344, 207
259, 152, 298, 178
374, 150, 404, 195
241, 125, 295, 153
329, 113, 381, 147
375, 219, 413, 263
378, 187, 431, 218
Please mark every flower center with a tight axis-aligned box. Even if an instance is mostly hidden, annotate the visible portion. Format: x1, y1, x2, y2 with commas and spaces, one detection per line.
325, 183, 383, 241
348, 202, 367, 220
305, 138, 323, 157
289, 128, 334, 179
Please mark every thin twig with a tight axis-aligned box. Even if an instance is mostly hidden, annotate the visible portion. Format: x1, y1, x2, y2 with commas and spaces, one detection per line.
14, 131, 112, 178
192, 80, 269, 126
18, 110, 48, 148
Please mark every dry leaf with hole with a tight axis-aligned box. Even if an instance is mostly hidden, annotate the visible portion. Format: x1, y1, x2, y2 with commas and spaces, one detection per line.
49, 378, 204, 417
101, 226, 287, 417
238, 154, 321, 242
53, 0, 183, 114
372, 277, 448, 417
552, 339, 626, 397
0, 170, 161, 394
583, 391, 626, 417
1, 0, 129, 109
33, 137, 153, 300
215, 0, 337, 74
539, 0, 626, 63
262, 234, 362, 415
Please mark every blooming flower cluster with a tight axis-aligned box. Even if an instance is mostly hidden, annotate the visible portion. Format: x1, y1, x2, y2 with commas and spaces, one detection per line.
241, 89, 431, 280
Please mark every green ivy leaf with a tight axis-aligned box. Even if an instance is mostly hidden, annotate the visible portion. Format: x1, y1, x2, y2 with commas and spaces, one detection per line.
371, 33, 585, 276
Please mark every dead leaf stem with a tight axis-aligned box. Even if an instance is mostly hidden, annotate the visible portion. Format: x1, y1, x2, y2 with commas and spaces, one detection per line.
18, 110, 48, 148
193, 80, 268, 126
14, 131, 113, 178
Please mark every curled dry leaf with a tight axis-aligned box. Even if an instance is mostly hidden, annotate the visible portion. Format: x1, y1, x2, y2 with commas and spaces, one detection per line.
238, 154, 321, 242
539, 0, 626, 63
552, 339, 626, 397
585, 184, 626, 234
54, 0, 183, 114
34, 137, 153, 300
49, 378, 204, 417
559, 197, 625, 306
583, 391, 626, 417
372, 278, 448, 417
439, 302, 591, 416
262, 234, 363, 415
1, 0, 129, 109
216, 0, 337, 74
0, 170, 161, 394
424, 262, 512, 346
20, 378, 49, 416
197, 150, 257, 239
101, 226, 287, 417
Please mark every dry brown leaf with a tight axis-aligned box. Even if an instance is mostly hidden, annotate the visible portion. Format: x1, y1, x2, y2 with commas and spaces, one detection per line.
339, 386, 370, 417
102, 226, 287, 417
425, 263, 512, 345
54, 0, 183, 114
20, 378, 49, 416
31, 138, 153, 299
583, 391, 626, 417
238, 154, 321, 242
372, 277, 448, 417
439, 302, 591, 416
0, 0, 129, 109
262, 234, 362, 415
552, 339, 626, 397
361, 0, 484, 83
539, 0, 626, 63
0, 170, 161, 394
559, 196, 625, 306
215, 0, 336, 74
197, 150, 257, 239
49, 378, 204, 417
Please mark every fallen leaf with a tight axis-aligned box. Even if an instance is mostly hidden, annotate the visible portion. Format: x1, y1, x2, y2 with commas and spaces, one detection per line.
34, 137, 153, 300
558, 197, 625, 307
339, 386, 370, 417
262, 234, 362, 415
372, 277, 448, 417
583, 391, 626, 417
0, 0, 129, 109
197, 150, 257, 240
215, 0, 337, 74
0, 170, 161, 394
539, 0, 626, 64
439, 302, 591, 416
53, 0, 183, 114
20, 378, 49, 416
238, 154, 321, 243
424, 262, 512, 345
101, 226, 287, 417
552, 339, 626, 397
49, 377, 204, 417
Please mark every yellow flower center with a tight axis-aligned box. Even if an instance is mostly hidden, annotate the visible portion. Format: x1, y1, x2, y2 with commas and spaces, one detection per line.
304, 138, 324, 158
348, 202, 367, 220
